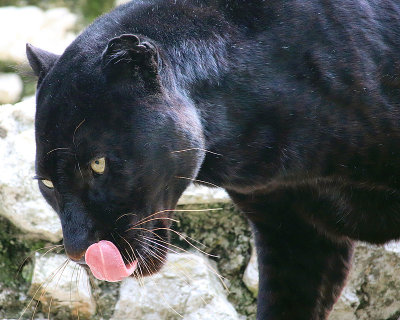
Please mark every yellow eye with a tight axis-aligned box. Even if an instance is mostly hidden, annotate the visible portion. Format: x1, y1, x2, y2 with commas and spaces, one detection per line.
42, 179, 54, 188
91, 157, 106, 174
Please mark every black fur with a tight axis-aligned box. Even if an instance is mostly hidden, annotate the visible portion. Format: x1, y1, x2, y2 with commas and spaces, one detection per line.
27, 0, 400, 319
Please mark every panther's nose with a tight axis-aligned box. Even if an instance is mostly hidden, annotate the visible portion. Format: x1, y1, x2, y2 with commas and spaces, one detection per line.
67, 250, 86, 264
63, 236, 90, 264
59, 200, 97, 265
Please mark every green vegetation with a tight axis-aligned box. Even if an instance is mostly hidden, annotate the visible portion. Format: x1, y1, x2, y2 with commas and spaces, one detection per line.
0, 216, 48, 286
79, 0, 115, 23
0, 216, 54, 318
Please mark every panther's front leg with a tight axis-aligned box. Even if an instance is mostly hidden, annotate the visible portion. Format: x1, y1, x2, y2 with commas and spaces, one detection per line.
251, 219, 353, 320
230, 192, 354, 320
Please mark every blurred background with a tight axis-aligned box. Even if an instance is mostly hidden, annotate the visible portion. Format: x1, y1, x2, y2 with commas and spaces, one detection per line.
0, 1, 400, 319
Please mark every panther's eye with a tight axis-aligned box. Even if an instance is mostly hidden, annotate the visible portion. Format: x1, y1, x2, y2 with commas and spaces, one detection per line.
91, 157, 106, 174
41, 179, 54, 189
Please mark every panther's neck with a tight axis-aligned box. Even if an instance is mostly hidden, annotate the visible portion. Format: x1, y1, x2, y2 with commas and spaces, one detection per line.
162, 34, 232, 94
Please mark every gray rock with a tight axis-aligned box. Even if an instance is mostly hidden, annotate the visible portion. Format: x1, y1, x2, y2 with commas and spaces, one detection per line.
112, 253, 240, 320
0, 97, 62, 242
174, 203, 256, 318
330, 242, 400, 320
0, 73, 23, 104
29, 253, 95, 319
242, 244, 258, 298
241, 240, 400, 319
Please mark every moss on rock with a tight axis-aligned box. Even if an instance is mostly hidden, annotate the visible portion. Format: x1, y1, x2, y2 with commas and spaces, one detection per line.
0, 215, 54, 318
174, 203, 257, 319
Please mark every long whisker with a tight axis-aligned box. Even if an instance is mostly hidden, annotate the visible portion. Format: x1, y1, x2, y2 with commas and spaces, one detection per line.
138, 240, 211, 306
29, 260, 69, 318
21, 259, 69, 320
147, 227, 218, 257
138, 244, 163, 267
174, 176, 221, 188
111, 233, 134, 264
47, 260, 71, 320
77, 161, 84, 180
135, 247, 184, 318
122, 207, 222, 228
142, 232, 218, 259
136, 239, 188, 283
132, 258, 144, 287
173, 208, 223, 213
73, 119, 86, 147
126, 225, 218, 259
138, 236, 224, 307
125, 227, 165, 241
115, 212, 137, 222
16, 245, 64, 279
136, 250, 185, 318
114, 232, 136, 264
112, 233, 144, 286
128, 216, 179, 229
47, 296, 54, 320
142, 236, 196, 261
171, 147, 222, 157
46, 147, 71, 156
38, 260, 70, 319
137, 251, 151, 275
143, 236, 229, 292
32, 300, 40, 320
134, 249, 145, 287
70, 264, 78, 312
87, 274, 106, 318
75, 267, 82, 320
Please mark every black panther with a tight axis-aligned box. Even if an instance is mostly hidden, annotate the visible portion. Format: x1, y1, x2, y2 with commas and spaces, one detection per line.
26, 0, 400, 319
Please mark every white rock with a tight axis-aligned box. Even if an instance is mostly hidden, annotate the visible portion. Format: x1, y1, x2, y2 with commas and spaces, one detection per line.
0, 97, 62, 242
383, 240, 400, 255
112, 253, 240, 320
0, 6, 77, 64
29, 253, 95, 318
0, 73, 23, 104
179, 184, 230, 205
242, 245, 258, 297
115, 0, 133, 6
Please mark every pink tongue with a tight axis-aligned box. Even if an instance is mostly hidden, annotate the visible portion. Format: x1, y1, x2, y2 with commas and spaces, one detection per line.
85, 240, 137, 282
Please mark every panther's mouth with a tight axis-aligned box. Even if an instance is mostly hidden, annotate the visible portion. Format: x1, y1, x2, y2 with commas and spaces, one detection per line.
85, 240, 137, 282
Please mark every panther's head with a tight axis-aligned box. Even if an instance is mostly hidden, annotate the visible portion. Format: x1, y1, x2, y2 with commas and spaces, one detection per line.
26, 34, 205, 281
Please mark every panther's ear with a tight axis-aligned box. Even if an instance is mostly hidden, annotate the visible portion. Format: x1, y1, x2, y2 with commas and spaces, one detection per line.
26, 44, 60, 77
101, 34, 160, 85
